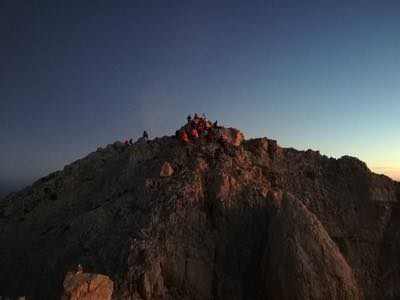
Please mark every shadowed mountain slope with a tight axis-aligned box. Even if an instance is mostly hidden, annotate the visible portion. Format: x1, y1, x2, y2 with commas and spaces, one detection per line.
1, 128, 399, 299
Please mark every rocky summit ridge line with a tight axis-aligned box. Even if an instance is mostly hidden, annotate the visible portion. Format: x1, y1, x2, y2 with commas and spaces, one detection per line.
0, 126, 399, 299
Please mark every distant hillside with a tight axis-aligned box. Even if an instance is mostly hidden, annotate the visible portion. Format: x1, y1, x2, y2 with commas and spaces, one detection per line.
0, 186, 15, 200
0, 189, 6, 200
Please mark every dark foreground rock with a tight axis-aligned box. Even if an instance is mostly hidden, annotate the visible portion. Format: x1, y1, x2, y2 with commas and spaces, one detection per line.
0, 130, 399, 299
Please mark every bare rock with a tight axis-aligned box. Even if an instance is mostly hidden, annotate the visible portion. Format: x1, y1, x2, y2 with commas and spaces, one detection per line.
160, 161, 174, 177
213, 127, 245, 146
229, 128, 245, 146
264, 193, 361, 299
61, 272, 113, 300
0, 125, 400, 299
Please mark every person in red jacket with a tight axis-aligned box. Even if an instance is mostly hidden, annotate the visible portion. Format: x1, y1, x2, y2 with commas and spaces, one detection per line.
191, 128, 199, 139
179, 131, 190, 143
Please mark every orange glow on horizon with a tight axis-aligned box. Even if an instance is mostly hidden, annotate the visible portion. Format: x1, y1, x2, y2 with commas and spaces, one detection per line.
371, 166, 400, 182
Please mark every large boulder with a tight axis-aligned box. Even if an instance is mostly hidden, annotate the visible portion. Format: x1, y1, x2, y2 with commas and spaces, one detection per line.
263, 193, 361, 299
61, 271, 113, 300
212, 127, 245, 146
160, 162, 174, 177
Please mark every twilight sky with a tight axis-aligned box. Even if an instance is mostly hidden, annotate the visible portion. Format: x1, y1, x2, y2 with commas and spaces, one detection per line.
1, 0, 400, 195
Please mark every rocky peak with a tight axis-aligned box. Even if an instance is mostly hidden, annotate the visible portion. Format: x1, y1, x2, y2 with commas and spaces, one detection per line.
0, 124, 399, 299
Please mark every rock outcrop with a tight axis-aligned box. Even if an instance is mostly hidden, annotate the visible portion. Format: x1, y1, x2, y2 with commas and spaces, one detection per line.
62, 271, 113, 300
0, 128, 399, 299
160, 162, 174, 177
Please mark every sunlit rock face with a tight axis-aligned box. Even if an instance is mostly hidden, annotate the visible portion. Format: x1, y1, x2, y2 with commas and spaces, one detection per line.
61, 271, 113, 300
0, 127, 399, 299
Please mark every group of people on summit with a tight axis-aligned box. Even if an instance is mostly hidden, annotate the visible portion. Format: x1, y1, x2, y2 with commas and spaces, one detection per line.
176, 113, 227, 144
124, 131, 148, 146
123, 113, 242, 146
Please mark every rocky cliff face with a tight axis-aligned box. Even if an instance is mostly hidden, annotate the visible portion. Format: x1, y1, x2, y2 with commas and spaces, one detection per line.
0, 130, 399, 299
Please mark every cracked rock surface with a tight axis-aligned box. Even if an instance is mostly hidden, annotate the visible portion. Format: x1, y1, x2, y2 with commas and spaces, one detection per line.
0, 130, 399, 299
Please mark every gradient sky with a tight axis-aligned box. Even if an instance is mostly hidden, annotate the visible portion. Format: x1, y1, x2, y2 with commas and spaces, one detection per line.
1, 0, 400, 195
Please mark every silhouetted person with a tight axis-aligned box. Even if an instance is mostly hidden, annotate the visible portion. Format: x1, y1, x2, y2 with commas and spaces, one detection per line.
143, 131, 149, 140
187, 115, 192, 123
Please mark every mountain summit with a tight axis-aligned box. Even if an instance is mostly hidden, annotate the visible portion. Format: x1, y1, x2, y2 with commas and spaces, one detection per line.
1, 123, 399, 299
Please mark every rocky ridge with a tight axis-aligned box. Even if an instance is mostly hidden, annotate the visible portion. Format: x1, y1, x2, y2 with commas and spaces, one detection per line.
0, 127, 399, 299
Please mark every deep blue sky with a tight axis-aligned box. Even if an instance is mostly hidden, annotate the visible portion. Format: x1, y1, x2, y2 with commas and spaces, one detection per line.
1, 0, 400, 195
